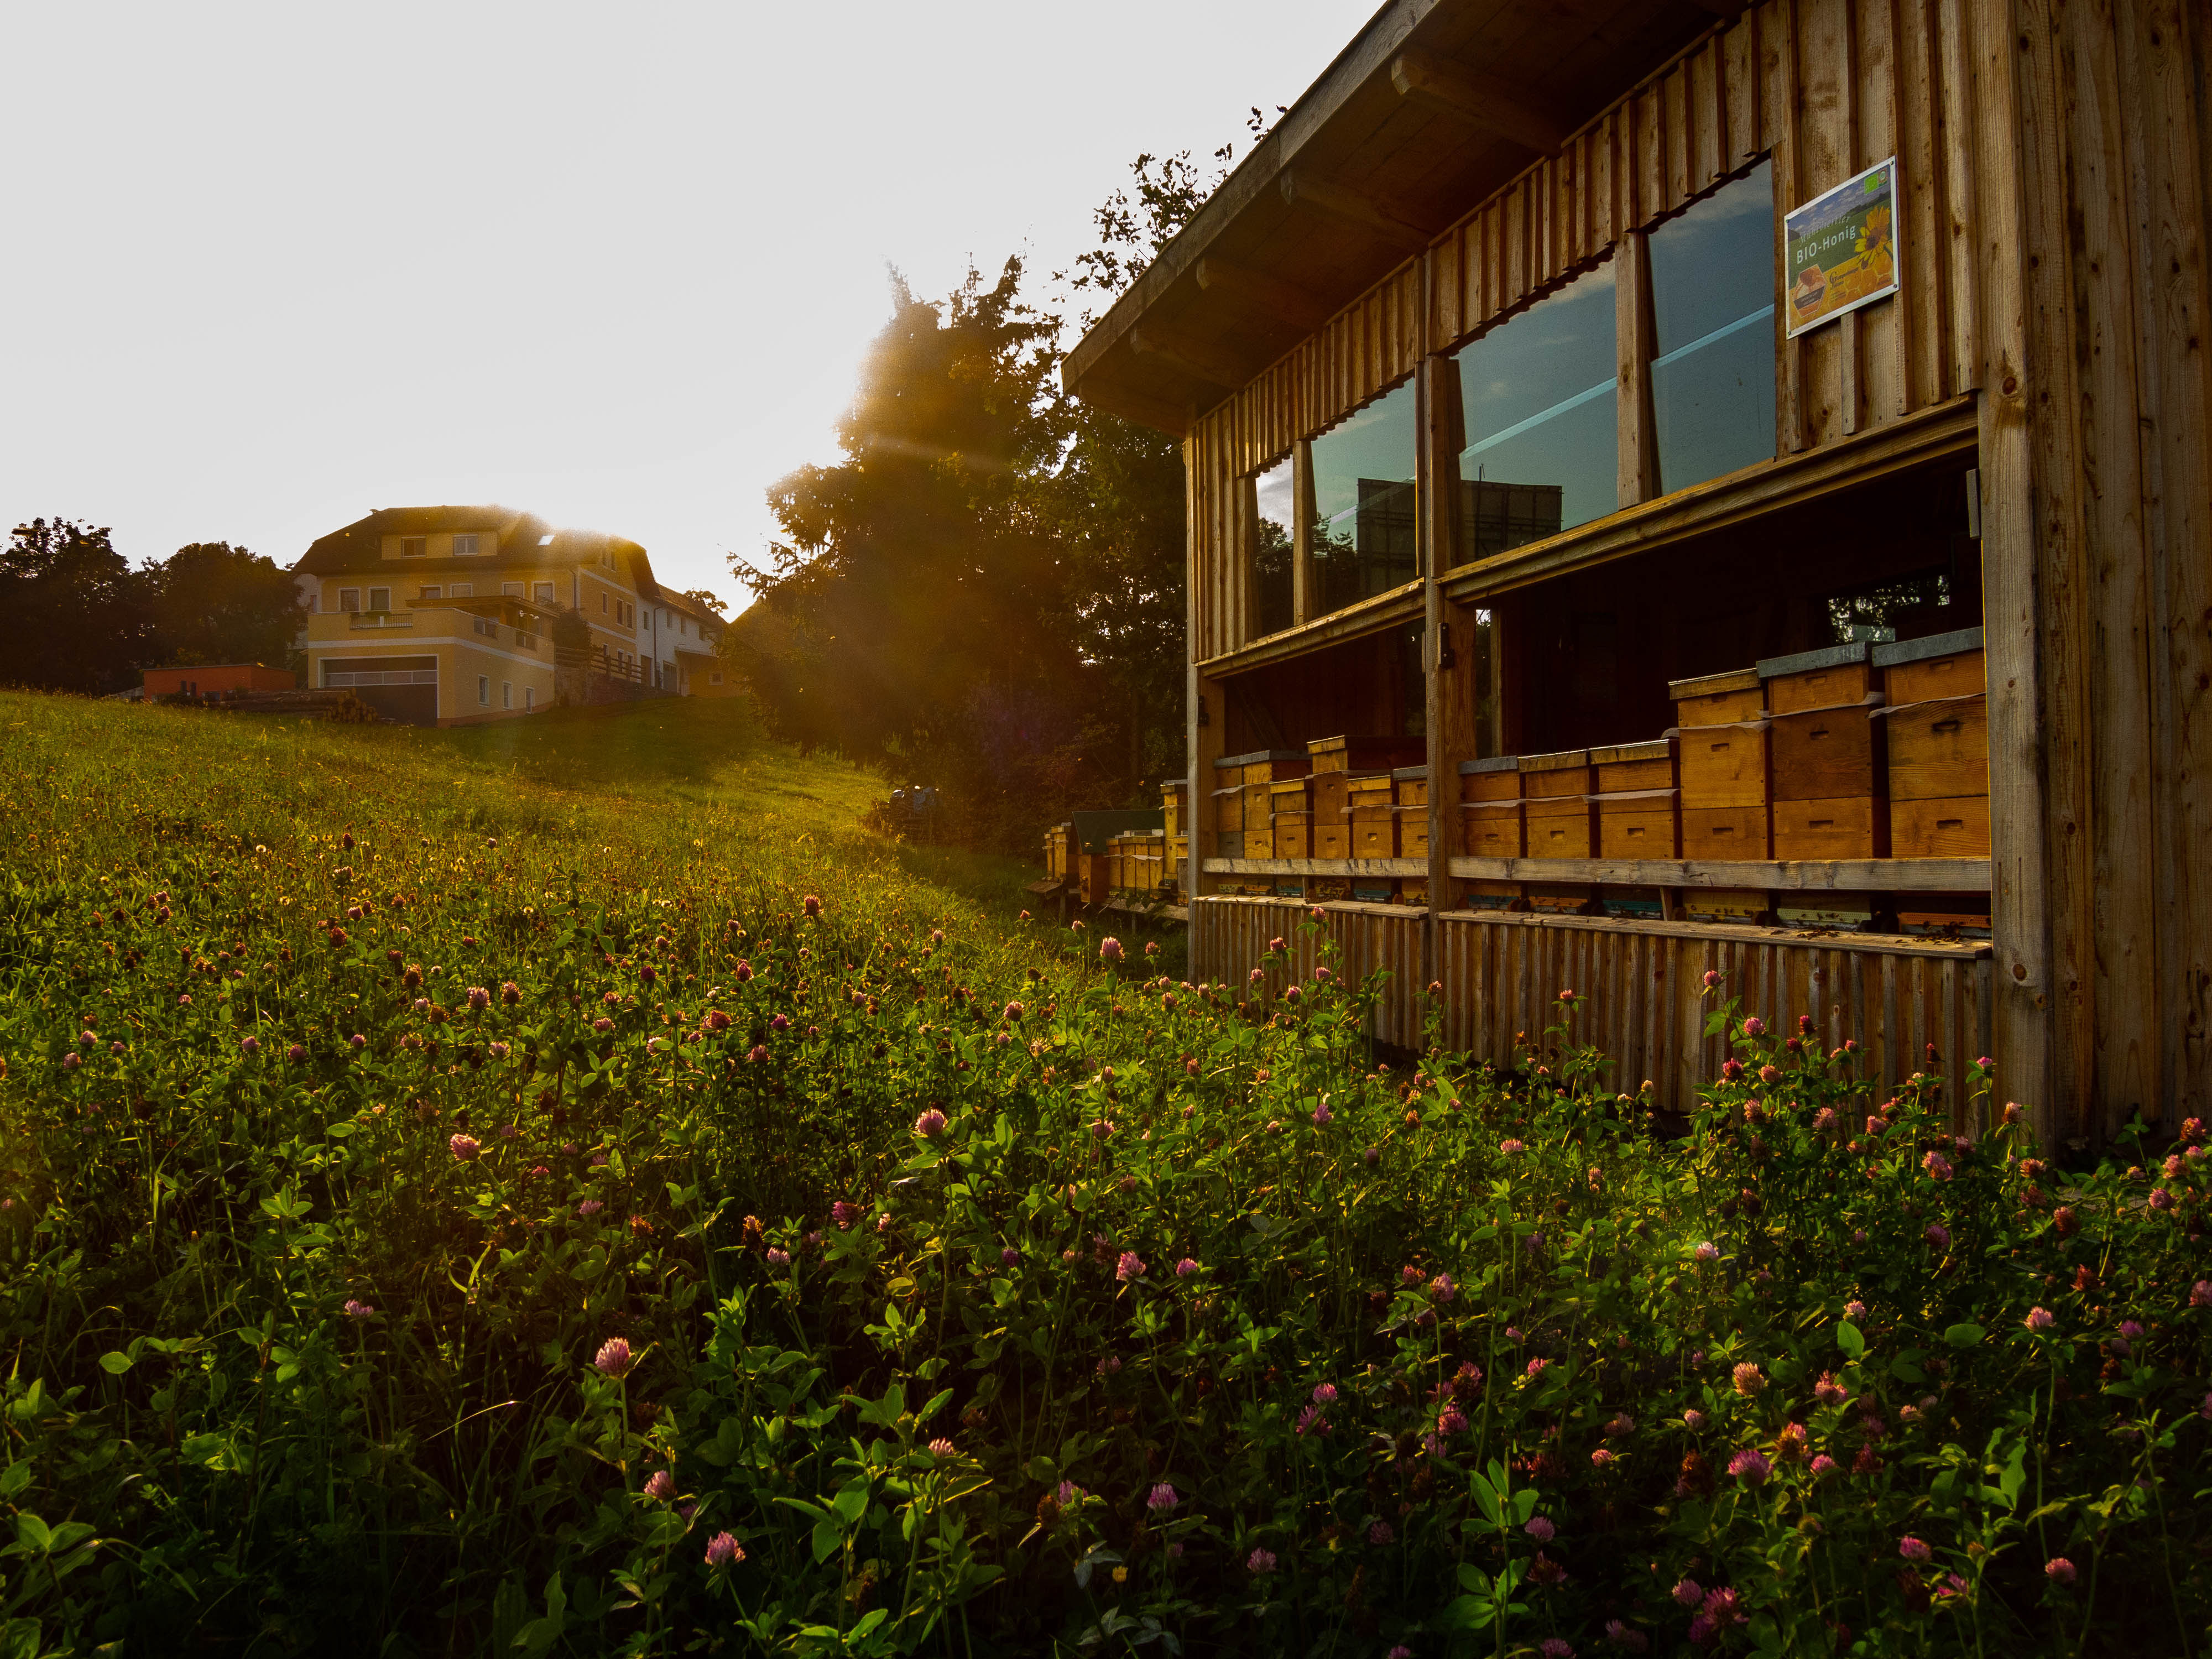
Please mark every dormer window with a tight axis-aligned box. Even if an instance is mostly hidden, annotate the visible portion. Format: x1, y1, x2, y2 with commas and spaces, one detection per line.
400, 536, 427, 557
453, 534, 481, 557
538, 533, 556, 546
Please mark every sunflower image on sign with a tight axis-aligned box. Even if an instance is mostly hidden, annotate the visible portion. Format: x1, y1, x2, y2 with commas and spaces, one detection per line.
1784, 158, 1900, 336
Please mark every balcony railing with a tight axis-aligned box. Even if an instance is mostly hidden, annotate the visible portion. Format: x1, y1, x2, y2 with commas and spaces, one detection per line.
346, 610, 411, 629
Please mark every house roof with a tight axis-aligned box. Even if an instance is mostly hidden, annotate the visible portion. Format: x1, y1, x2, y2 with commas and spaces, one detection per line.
293, 505, 661, 598
1062, 0, 1722, 432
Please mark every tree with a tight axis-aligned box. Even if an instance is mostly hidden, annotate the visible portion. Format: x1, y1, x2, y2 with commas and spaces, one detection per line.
143, 542, 302, 668
677, 588, 727, 619
0, 519, 154, 694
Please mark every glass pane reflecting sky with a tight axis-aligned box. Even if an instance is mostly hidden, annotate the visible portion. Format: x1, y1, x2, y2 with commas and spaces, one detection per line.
1650, 161, 1777, 493
1454, 262, 1618, 554
1253, 455, 1295, 637
1308, 377, 1417, 615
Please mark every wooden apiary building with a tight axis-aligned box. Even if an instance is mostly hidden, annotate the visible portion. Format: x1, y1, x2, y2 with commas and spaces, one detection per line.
1063, 0, 2210, 1142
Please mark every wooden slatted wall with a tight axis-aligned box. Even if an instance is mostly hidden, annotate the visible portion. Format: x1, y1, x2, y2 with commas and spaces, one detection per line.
1187, 0, 1990, 664
1433, 913, 1993, 1120
1189, 897, 1430, 1050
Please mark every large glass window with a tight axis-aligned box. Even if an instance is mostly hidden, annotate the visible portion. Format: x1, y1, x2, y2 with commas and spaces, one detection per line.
1452, 262, 1618, 562
1648, 160, 1777, 493
1308, 378, 1418, 615
1253, 455, 1295, 637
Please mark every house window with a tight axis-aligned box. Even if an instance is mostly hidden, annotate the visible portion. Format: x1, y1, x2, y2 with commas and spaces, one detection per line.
307, 594, 319, 613
1451, 259, 1618, 562
524, 686, 535, 710
453, 534, 481, 557
709, 670, 723, 685
501, 681, 512, 708
1251, 453, 1295, 636
451, 583, 473, 598
420, 586, 442, 601
1308, 377, 1418, 615
600, 593, 608, 614
339, 588, 361, 613
503, 581, 523, 596
534, 581, 555, 605
400, 536, 427, 557
1647, 160, 1778, 494
477, 675, 490, 707
368, 586, 391, 612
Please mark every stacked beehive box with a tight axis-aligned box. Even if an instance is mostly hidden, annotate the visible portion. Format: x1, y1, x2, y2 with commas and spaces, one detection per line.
1211, 750, 1310, 861
1045, 823, 1074, 883
1392, 766, 1430, 905
1457, 756, 1522, 909
1760, 643, 1888, 861
1670, 669, 1770, 924
1592, 739, 1676, 919
1519, 749, 1595, 913
1162, 780, 1190, 901
1307, 735, 1422, 863
1270, 778, 1314, 858
1877, 627, 1990, 935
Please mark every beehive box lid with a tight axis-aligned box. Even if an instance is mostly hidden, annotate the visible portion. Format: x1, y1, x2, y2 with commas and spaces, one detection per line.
1872, 626, 1985, 667
1214, 749, 1306, 768
1756, 641, 1872, 679
1520, 748, 1593, 773
1668, 667, 1761, 700
1459, 755, 1520, 774
1348, 774, 1396, 794
1306, 734, 1350, 752
1391, 765, 1430, 781
1142, 828, 1166, 841
1162, 778, 1190, 796
1269, 779, 1310, 795
1070, 808, 1166, 850
1589, 739, 1672, 765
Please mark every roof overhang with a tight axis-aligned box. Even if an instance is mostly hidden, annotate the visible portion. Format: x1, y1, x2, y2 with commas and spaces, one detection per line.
1063, 0, 1730, 435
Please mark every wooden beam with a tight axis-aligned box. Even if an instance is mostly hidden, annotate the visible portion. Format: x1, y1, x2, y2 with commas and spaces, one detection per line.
1444, 854, 1991, 893
1194, 257, 1331, 332
1390, 46, 1571, 155
1073, 378, 1192, 436
1615, 229, 1660, 508
1203, 857, 1430, 878
1434, 905, 1993, 961
1198, 577, 1426, 677
1279, 170, 1436, 254
1291, 439, 1316, 625
1438, 395, 1978, 603
1128, 326, 1250, 392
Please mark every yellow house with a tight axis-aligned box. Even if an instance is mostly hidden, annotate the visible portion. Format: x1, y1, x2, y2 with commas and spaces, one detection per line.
293, 507, 705, 724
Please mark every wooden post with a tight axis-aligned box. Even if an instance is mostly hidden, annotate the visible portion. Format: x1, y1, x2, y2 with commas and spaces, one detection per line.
1615, 229, 1660, 508
1425, 354, 1478, 959
1292, 438, 1317, 625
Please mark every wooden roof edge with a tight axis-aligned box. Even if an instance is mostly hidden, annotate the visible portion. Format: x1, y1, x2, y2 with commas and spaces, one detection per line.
1062, 0, 1441, 411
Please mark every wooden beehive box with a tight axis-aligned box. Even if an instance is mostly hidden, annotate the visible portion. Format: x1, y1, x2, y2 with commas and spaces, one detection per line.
1392, 766, 1430, 857
1760, 643, 1887, 860
1874, 628, 1989, 858
1162, 780, 1188, 840
1270, 778, 1314, 859
1520, 749, 1595, 859
1592, 738, 1678, 860
1138, 830, 1166, 895
1347, 775, 1398, 859
1311, 735, 1421, 857
1231, 751, 1309, 859
1079, 852, 1112, 906
1670, 667, 1770, 859
1683, 887, 1769, 925
1458, 756, 1524, 865
1167, 834, 1188, 897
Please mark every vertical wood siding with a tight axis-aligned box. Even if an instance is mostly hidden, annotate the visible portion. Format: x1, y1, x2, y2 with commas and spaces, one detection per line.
1191, 900, 1993, 1120
1187, 0, 1987, 664
1190, 898, 1430, 1050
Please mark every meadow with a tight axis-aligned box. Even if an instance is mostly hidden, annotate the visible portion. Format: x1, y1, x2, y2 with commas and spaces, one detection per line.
0, 688, 2205, 1657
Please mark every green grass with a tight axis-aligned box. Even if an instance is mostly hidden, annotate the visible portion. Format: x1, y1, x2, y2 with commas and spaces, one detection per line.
0, 688, 2203, 1658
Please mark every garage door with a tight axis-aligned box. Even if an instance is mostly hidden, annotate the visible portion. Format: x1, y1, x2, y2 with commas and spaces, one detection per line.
322, 658, 439, 726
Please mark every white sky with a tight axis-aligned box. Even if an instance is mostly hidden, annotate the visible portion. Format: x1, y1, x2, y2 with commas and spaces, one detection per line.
1, 2, 1358, 613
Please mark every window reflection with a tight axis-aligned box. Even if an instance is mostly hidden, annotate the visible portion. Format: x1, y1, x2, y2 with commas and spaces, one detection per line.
1308, 378, 1418, 615
1253, 455, 1295, 637
1452, 262, 1618, 562
1649, 160, 1777, 493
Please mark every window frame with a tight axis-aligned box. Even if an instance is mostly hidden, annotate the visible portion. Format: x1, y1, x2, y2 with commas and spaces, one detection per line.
338, 587, 360, 613
367, 586, 391, 613
477, 675, 490, 707
400, 536, 427, 557
453, 534, 480, 557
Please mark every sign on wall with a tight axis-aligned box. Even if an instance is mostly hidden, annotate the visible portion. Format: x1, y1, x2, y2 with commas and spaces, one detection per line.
1784, 158, 1898, 337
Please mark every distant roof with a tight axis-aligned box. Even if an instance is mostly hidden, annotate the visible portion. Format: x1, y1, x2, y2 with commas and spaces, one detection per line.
293, 505, 660, 598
